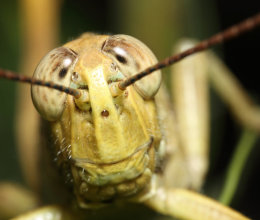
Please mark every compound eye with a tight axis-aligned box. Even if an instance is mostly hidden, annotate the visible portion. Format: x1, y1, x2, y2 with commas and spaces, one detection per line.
102, 35, 161, 100
31, 47, 78, 121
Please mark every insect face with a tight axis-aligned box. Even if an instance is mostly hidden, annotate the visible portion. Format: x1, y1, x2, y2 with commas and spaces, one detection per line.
32, 34, 164, 205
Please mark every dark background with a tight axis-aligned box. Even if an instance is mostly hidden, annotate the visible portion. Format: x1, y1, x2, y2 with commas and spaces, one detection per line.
216, 1, 260, 218
0, 0, 260, 219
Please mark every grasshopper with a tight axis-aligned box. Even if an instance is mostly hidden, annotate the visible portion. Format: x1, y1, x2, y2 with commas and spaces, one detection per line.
0, 0, 258, 220
0, 6, 260, 219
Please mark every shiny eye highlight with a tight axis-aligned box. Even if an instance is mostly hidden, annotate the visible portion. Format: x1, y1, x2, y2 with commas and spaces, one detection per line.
72, 72, 80, 81
101, 110, 109, 117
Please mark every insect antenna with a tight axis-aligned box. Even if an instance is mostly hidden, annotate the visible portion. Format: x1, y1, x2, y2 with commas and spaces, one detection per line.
115, 12, 260, 93
0, 69, 83, 99
1, 13, 260, 100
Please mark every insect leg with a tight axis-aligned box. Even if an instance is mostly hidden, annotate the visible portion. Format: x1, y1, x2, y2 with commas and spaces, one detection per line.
144, 186, 250, 220
16, 0, 61, 193
170, 39, 210, 190
0, 182, 38, 219
11, 205, 86, 220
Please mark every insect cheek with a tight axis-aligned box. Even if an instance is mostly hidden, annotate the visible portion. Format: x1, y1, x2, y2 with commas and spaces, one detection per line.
31, 47, 78, 121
